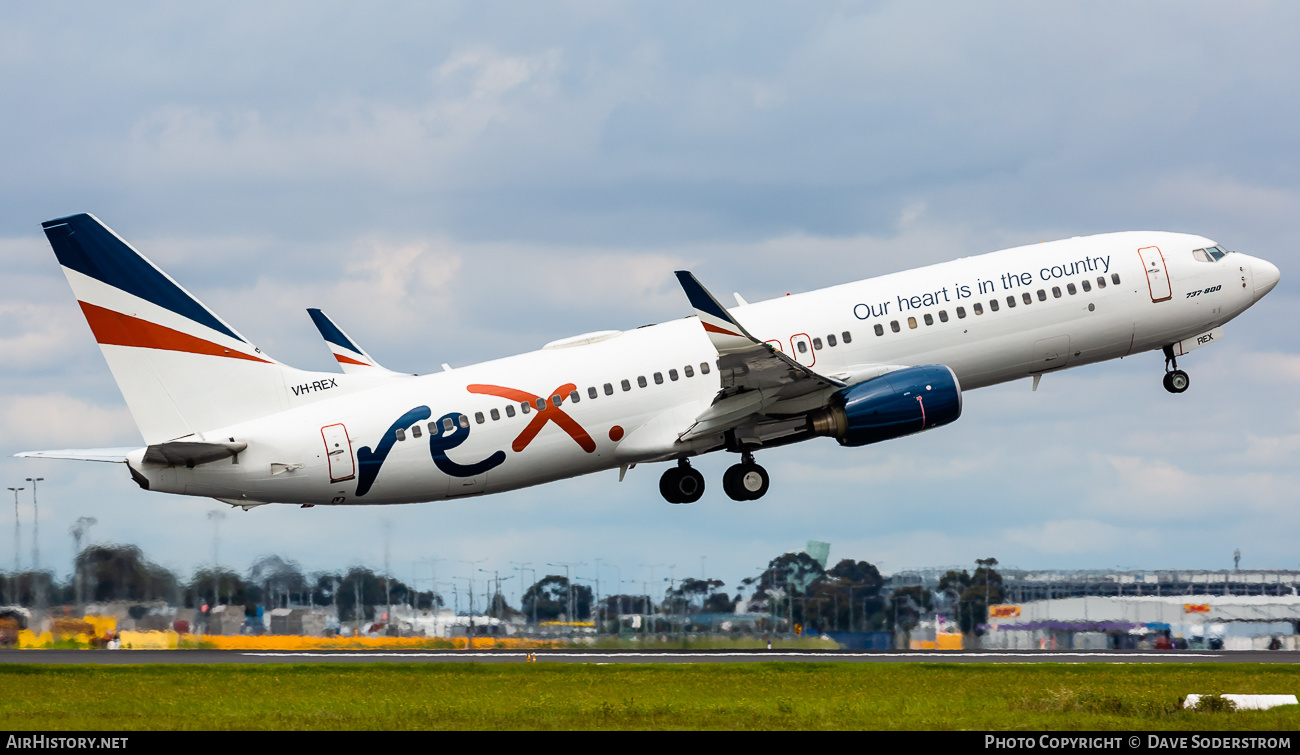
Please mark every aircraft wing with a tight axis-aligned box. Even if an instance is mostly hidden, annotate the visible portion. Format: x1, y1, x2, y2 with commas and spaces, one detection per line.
674, 272, 849, 441
307, 308, 408, 376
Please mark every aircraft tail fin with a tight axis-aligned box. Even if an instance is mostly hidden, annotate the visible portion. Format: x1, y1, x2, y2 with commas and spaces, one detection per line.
307, 308, 403, 376
41, 213, 361, 444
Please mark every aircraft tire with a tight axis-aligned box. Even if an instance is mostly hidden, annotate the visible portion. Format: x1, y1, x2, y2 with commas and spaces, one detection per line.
677, 467, 706, 504
1166, 370, 1190, 394
659, 467, 684, 503
723, 465, 746, 501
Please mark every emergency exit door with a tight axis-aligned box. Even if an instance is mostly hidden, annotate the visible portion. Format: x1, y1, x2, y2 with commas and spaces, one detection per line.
1138, 247, 1172, 302
321, 423, 355, 482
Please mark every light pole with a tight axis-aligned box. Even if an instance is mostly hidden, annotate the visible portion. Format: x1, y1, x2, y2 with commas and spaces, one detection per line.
25, 478, 42, 575
511, 562, 535, 627
8, 487, 25, 575
70, 516, 95, 609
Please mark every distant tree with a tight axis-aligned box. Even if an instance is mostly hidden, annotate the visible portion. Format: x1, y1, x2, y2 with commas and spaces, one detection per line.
667, 578, 728, 615
247, 555, 308, 608
187, 567, 249, 609
889, 584, 933, 632
522, 575, 592, 621
76, 544, 179, 604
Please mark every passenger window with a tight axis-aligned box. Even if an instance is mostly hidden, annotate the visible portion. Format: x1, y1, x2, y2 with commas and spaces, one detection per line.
1022, 292, 1031, 305
411, 424, 423, 439
1037, 289, 1047, 301
842, 331, 852, 344
669, 369, 679, 381
1007, 296, 1016, 308
521, 402, 531, 414
621, 379, 631, 391
812, 337, 823, 350
505, 405, 516, 418
684, 365, 694, 378
938, 310, 948, 322
570, 391, 580, 403
490, 408, 501, 421
956, 307, 966, 319
908, 317, 918, 329
536, 398, 547, 410
637, 376, 647, 388
395, 428, 407, 441
474, 411, 484, 424
653, 372, 663, 384
1096, 276, 1106, 289
890, 320, 901, 333
1052, 286, 1061, 298
458, 414, 469, 429
604, 382, 614, 395
443, 417, 455, 432
989, 299, 999, 312
1111, 273, 1121, 285
588, 386, 598, 399
1081, 279, 1092, 292
796, 340, 807, 353
1067, 283, 1077, 295
874, 323, 884, 336
923, 313, 934, 326
701, 362, 711, 375
974, 302, 984, 315
827, 334, 837, 347
550, 395, 561, 408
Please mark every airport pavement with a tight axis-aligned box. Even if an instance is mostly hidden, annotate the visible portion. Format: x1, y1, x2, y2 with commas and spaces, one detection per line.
2, 648, 1298, 664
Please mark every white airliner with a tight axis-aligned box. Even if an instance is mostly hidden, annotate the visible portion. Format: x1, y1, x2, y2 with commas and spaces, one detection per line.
18, 214, 1279, 507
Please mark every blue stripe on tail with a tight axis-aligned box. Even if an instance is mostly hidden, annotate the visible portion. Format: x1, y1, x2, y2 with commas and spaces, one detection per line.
307, 308, 361, 353
41, 214, 243, 342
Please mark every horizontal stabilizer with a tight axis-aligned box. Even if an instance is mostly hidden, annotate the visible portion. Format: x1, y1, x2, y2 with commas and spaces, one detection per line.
142, 440, 247, 467
14, 447, 140, 463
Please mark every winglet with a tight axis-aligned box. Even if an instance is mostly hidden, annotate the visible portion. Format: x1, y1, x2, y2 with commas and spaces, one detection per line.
674, 271, 761, 356
307, 308, 399, 375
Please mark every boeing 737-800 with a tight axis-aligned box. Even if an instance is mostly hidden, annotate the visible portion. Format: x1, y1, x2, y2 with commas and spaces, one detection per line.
17, 214, 1279, 507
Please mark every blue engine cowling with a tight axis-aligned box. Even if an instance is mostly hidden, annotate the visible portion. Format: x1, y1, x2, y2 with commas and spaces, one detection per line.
814, 365, 962, 447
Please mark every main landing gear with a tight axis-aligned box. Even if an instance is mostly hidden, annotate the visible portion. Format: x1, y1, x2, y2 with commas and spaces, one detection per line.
1162, 346, 1190, 394
658, 452, 772, 503
723, 451, 769, 501
660, 459, 706, 504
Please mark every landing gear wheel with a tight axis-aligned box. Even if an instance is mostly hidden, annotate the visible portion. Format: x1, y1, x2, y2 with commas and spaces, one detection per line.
1161, 346, 1189, 394
723, 462, 770, 501
660, 461, 705, 504
1165, 369, 1190, 394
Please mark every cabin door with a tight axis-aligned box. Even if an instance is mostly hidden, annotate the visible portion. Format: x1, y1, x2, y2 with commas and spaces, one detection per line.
790, 333, 816, 367
1138, 247, 1172, 302
321, 423, 356, 482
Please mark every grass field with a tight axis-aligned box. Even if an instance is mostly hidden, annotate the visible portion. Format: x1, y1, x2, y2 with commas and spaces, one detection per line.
2, 662, 1298, 730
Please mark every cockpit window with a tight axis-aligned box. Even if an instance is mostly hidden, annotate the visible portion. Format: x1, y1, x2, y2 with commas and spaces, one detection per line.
1193, 246, 1227, 263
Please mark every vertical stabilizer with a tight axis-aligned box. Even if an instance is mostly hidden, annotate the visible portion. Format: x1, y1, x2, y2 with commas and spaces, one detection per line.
43, 214, 302, 443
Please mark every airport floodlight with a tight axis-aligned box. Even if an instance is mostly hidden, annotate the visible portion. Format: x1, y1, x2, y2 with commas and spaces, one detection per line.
8, 487, 24, 573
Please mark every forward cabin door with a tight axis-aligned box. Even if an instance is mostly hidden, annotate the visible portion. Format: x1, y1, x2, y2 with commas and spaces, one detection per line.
321, 423, 356, 482
1138, 247, 1173, 302
790, 333, 816, 367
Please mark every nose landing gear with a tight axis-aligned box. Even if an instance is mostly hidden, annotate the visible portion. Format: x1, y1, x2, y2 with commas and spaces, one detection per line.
660, 458, 705, 504
1162, 346, 1190, 394
723, 451, 770, 501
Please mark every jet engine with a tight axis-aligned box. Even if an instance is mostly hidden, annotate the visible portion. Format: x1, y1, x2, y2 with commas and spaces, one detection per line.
810, 365, 962, 447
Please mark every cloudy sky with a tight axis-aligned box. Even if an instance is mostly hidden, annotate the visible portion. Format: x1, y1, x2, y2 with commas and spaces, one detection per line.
2, 1, 1297, 602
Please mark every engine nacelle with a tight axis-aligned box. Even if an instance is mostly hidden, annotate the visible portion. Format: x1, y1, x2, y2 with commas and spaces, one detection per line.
810, 365, 962, 447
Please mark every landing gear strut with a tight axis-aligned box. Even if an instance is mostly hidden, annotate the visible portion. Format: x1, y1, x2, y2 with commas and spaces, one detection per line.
1162, 346, 1190, 394
660, 459, 705, 504
723, 450, 770, 501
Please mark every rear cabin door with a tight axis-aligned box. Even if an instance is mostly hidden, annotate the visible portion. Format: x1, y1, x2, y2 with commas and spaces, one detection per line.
1138, 247, 1173, 302
321, 423, 356, 482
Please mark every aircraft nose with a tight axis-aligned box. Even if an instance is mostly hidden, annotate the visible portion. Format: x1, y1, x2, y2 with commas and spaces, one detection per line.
1253, 257, 1280, 302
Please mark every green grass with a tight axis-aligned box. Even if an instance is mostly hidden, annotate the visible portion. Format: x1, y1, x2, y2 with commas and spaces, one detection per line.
1, 663, 1298, 730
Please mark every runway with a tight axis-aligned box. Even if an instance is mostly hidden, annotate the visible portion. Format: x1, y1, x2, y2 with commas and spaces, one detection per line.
3, 648, 1297, 665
